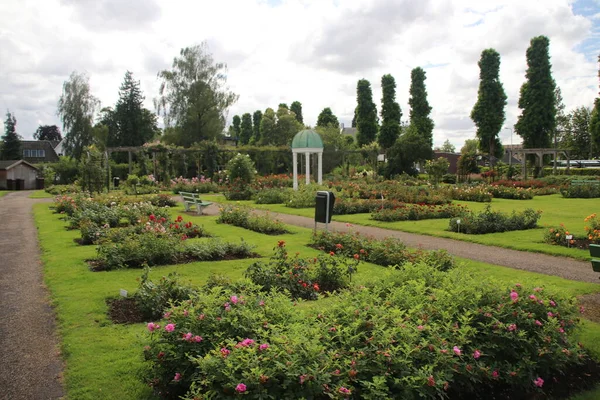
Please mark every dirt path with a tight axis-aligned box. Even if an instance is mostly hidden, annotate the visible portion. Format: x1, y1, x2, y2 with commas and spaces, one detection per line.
201, 203, 600, 284
0, 191, 63, 400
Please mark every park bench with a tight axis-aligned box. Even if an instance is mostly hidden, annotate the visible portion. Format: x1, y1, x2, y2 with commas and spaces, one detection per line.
180, 192, 213, 215
591, 244, 600, 274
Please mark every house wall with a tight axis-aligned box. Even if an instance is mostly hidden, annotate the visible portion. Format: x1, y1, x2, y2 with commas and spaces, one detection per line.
7, 164, 38, 189
0, 170, 6, 190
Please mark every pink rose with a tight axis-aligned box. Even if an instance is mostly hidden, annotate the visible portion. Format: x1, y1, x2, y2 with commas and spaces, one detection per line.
533, 377, 544, 387
259, 343, 269, 351
174, 372, 181, 381
165, 323, 175, 332
231, 295, 239, 304
235, 383, 247, 393
453, 346, 461, 356
473, 350, 481, 359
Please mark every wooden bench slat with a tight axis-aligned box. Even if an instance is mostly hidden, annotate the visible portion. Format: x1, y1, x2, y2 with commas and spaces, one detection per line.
179, 191, 213, 215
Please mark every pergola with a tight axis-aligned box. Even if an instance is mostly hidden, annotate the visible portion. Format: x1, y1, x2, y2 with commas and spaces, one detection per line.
291, 129, 324, 190
510, 148, 571, 178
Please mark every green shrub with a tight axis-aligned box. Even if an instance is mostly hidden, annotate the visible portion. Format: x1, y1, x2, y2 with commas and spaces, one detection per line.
449, 205, 542, 234
487, 185, 534, 200
143, 265, 588, 399
170, 176, 219, 194
560, 183, 600, 198
283, 185, 327, 208
442, 173, 457, 184
371, 203, 469, 222
440, 185, 493, 202
146, 193, 178, 208
45, 184, 80, 195
253, 188, 290, 204
79, 219, 109, 245
543, 224, 573, 246
310, 230, 455, 271
217, 205, 290, 235
245, 241, 358, 300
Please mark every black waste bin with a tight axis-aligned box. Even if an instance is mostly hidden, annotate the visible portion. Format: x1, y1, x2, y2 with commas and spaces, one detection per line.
113, 177, 120, 188
315, 191, 335, 224
6, 179, 15, 190
36, 178, 45, 190
16, 179, 25, 190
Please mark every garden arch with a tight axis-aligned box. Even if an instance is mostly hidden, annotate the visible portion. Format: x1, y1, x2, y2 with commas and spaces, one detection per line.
291, 129, 324, 190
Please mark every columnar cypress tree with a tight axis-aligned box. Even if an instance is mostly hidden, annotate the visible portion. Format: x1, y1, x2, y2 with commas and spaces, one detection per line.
515, 36, 556, 151
408, 67, 434, 148
378, 74, 402, 150
355, 79, 378, 147
590, 54, 600, 156
470, 49, 507, 166
252, 110, 262, 144
290, 101, 303, 124
1, 111, 22, 160
232, 115, 241, 139
239, 113, 253, 145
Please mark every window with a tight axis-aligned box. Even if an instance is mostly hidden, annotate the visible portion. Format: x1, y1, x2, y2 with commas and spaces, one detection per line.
38, 150, 45, 157
23, 149, 30, 157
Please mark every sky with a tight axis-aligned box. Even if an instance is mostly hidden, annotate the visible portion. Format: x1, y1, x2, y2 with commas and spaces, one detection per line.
0, 0, 598, 150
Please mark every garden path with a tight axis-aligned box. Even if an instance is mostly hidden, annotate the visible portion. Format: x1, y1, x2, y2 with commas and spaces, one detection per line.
200, 203, 600, 284
0, 191, 63, 399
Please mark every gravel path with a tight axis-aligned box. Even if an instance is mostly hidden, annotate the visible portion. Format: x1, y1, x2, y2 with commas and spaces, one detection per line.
0, 191, 64, 400
201, 203, 600, 284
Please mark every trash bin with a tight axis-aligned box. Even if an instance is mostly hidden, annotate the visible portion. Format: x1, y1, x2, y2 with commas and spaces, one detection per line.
6, 179, 15, 190
16, 179, 25, 190
113, 177, 120, 188
315, 191, 335, 225
36, 178, 45, 190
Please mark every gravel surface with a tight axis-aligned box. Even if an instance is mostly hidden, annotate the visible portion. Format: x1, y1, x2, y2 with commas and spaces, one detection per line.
0, 191, 63, 400
201, 203, 600, 284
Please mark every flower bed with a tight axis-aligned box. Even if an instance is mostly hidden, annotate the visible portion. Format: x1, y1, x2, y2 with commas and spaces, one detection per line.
449, 206, 541, 234
142, 264, 592, 399
561, 183, 600, 198
245, 241, 358, 300
310, 230, 455, 271
371, 203, 469, 222
170, 176, 219, 194
440, 185, 493, 202
487, 185, 534, 200
217, 205, 290, 235
544, 214, 600, 249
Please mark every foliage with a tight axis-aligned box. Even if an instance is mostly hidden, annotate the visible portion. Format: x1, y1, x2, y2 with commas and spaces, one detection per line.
253, 188, 290, 204
316, 107, 339, 128
79, 146, 106, 193
227, 153, 256, 185
245, 241, 357, 300
543, 224, 573, 246
57, 71, 100, 160
253, 174, 293, 190
409, 67, 434, 148
135, 268, 198, 320
438, 139, 456, 153
355, 79, 378, 146
156, 43, 238, 146
591, 98, 600, 157
290, 101, 303, 124
34, 125, 62, 141
559, 106, 594, 159
1, 111, 22, 160
584, 213, 600, 243
283, 185, 326, 208
471, 49, 507, 165
515, 36, 556, 177
449, 205, 542, 234
441, 185, 493, 202
231, 115, 241, 139
311, 230, 455, 271
371, 202, 469, 222
251, 110, 262, 144
170, 176, 218, 194
239, 113, 253, 145
217, 205, 289, 235
560, 183, 600, 198
425, 157, 450, 185
379, 74, 402, 150
385, 125, 433, 177
488, 185, 535, 200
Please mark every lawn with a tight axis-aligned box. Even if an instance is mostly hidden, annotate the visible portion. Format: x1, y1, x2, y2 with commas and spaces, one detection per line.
35, 201, 600, 399
0, 190, 13, 197
214, 193, 598, 260
29, 190, 54, 198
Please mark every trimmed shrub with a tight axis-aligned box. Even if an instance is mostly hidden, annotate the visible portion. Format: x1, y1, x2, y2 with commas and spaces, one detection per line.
217, 205, 290, 235
371, 203, 469, 222
560, 183, 600, 198
449, 205, 542, 234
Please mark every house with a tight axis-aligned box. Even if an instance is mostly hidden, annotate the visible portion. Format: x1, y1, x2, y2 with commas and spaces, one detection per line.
21, 140, 60, 163
0, 160, 40, 190
340, 124, 357, 139
433, 151, 460, 174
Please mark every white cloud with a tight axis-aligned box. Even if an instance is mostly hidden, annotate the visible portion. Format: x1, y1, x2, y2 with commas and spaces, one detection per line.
0, 0, 597, 154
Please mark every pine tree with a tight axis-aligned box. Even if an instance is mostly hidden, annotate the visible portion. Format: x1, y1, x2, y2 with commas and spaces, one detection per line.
470, 49, 507, 166
1, 111, 22, 160
239, 113, 253, 145
515, 36, 556, 151
252, 110, 262, 144
290, 101, 303, 124
408, 67, 434, 148
378, 74, 402, 150
355, 79, 378, 147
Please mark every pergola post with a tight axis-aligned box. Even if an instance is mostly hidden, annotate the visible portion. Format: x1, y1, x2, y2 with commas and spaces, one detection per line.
317, 152, 323, 184
305, 152, 310, 185
293, 152, 298, 190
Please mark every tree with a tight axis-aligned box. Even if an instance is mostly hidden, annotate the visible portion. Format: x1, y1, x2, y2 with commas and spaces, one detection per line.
591, 54, 600, 157
425, 157, 450, 185
471, 49, 507, 167
156, 43, 238, 146
355, 79, 378, 147
259, 108, 277, 145
232, 115, 241, 139
109, 71, 157, 148
239, 113, 253, 145
439, 139, 456, 153
408, 67, 434, 148
384, 125, 433, 177
57, 71, 100, 160
278, 103, 288, 110
316, 107, 339, 128
290, 101, 303, 124
515, 36, 556, 175
461, 138, 479, 154
251, 110, 262, 144
1, 111, 22, 160
34, 125, 62, 141
378, 74, 401, 150
275, 106, 303, 146
561, 107, 593, 159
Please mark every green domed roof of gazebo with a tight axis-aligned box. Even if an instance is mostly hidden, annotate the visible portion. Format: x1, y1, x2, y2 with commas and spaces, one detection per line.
291, 129, 324, 149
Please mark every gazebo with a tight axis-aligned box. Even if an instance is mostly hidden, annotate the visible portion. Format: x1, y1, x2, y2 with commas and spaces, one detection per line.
291, 129, 324, 190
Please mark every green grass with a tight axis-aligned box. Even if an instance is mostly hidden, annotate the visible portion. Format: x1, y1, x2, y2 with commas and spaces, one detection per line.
215, 194, 598, 260
29, 190, 54, 198
35, 201, 600, 399
0, 190, 14, 197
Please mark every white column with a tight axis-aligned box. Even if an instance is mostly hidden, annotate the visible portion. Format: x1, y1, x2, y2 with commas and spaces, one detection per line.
292, 151, 298, 190
318, 151, 323, 184
305, 152, 310, 185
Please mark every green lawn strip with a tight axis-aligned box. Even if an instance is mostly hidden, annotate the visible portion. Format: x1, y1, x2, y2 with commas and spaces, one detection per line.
35, 202, 600, 399
0, 190, 14, 197
214, 194, 596, 260
29, 190, 54, 198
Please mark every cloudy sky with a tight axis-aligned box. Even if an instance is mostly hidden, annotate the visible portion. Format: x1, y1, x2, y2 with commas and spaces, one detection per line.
0, 0, 598, 149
